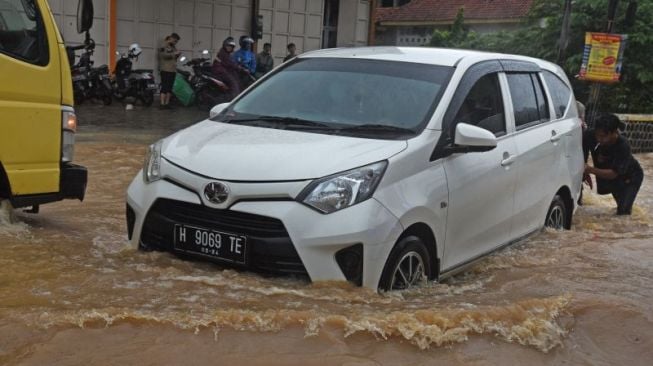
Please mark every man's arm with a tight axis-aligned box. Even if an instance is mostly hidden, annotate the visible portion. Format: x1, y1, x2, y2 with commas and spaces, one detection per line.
585, 165, 618, 180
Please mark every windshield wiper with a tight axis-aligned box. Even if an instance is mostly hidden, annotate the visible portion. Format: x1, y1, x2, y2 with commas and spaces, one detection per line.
337, 124, 416, 135
222, 115, 332, 129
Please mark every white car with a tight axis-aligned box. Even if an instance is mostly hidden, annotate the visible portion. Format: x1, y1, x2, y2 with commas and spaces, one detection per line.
126, 47, 583, 291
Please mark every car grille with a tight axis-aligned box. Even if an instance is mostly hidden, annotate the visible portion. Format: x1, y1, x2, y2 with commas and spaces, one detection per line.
140, 199, 307, 275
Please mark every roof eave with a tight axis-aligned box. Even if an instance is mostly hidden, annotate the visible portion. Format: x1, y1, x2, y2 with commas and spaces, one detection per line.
378, 17, 528, 27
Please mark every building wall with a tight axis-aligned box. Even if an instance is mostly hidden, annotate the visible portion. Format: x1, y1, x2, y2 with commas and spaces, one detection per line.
48, 0, 370, 73
259, 0, 324, 65
336, 0, 369, 47
48, 0, 110, 67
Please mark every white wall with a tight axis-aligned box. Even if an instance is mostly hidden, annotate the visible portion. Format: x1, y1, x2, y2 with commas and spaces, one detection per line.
259, 0, 323, 65
47, 0, 370, 71
336, 0, 369, 48
48, 0, 110, 67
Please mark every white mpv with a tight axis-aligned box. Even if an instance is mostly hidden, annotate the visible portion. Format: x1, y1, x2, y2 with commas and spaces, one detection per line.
126, 47, 584, 291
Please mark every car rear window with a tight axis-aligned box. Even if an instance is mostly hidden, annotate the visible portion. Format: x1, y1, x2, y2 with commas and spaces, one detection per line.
507, 73, 550, 129
542, 70, 572, 119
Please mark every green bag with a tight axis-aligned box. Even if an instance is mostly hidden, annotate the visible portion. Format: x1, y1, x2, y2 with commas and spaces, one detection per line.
172, 74, 195, 106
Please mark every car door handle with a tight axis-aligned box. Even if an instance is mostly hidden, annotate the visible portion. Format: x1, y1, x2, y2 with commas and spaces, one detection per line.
501, 154, 516, 167
550, 130, 562, 142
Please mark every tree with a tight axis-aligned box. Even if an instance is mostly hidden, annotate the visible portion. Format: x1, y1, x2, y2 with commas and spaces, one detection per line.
429, 0, 653, 113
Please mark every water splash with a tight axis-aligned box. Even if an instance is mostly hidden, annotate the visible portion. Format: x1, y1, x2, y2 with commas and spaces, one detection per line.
0, 200, 31, 238
28, 294, 571, 352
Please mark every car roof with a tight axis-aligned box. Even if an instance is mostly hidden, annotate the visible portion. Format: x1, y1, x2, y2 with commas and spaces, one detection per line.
300, 46, 558, 71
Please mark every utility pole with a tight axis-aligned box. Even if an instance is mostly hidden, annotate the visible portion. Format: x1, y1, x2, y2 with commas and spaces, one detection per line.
556, 0, 573, 65
586, 0, 620, 125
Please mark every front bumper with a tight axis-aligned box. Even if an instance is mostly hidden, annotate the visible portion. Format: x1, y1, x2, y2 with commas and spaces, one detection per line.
126, 167, 403, 289
10, 163, 87, 208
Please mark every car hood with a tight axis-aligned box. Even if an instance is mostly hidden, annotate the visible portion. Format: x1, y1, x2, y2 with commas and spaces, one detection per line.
161, 120, 408, 181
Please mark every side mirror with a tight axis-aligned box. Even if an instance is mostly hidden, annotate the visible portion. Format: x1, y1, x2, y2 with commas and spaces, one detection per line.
76, 0, 94, 33
209, 103, 230, 119
452, 123, 497, 152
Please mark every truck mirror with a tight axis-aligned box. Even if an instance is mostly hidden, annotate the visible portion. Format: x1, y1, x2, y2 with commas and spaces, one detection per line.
77, 0, 94, 34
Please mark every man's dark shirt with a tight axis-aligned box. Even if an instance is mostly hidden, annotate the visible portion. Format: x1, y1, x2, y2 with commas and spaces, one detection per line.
583, 130, 643, 194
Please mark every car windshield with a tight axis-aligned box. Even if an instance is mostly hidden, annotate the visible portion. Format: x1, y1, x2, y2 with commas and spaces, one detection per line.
214, 58, 453, 138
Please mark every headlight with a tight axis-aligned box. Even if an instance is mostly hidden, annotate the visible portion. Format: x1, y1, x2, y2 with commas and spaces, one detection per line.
298, 161, 388, 214
143, 140, 163, 183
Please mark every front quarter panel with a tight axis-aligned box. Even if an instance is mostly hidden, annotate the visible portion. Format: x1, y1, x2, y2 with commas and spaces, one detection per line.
374, 130, 448, 262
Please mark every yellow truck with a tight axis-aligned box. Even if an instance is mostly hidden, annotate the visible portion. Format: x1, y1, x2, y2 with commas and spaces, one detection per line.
0, 0, 89, 212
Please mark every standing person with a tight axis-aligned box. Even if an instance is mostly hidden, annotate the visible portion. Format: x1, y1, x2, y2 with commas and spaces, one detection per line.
232, 36, 256, 88
212, 37, 248, 100
255, 42, 273, 78
583, 113, 644, 215
157, 33, 180, 109
283, 43, 296, 62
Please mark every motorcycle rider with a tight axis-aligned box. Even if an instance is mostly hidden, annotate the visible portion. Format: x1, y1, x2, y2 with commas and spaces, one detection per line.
233, 36, 256, 89
233, 36, 256, 75
158, 33, 180, 109
212, 37, 248, 100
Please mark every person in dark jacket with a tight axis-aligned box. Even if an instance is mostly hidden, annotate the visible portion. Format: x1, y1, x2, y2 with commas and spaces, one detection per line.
583, 113, 644, 215
212, 37, 248, 100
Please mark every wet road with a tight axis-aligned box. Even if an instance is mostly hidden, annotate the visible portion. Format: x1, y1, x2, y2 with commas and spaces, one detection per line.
1, 104, 652, 365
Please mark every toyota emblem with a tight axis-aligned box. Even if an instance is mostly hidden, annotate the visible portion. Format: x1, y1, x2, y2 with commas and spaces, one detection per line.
204, 182, 230, 204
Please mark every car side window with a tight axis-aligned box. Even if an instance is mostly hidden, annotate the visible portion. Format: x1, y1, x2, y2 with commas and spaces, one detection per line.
0, 0, 48, 65
542, 71, 572, 119
507, 73, 549, 129
453, 73, 506, 137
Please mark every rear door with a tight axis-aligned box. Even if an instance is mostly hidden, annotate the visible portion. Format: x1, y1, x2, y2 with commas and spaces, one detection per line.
0, 0, 62, 196
506, 70, 563, 237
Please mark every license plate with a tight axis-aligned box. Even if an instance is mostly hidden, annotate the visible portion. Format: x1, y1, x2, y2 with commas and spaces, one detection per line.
147, 84, 158, 90
174, 224, 246, 264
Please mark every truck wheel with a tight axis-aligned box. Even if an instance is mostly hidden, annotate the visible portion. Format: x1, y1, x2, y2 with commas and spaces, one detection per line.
378, 236, 431, 292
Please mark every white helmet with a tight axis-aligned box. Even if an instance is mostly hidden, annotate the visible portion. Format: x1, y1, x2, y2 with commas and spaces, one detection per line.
128, 43, 142, 57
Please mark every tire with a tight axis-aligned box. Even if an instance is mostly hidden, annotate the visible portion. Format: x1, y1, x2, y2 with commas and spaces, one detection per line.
378, 235, 432, 292
73, 90, 84, 105
141, 90, 154, 107
545, 194, 567, 230
102, 94, 112, 106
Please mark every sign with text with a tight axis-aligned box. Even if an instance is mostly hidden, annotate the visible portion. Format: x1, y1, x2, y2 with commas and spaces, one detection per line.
579, 32, 627, 83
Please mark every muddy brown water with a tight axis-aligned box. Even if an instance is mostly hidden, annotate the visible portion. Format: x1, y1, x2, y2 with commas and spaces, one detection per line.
1, 109, 652, 365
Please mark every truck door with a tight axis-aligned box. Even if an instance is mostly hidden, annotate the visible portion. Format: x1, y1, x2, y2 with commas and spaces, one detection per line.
0, 0, 62, 196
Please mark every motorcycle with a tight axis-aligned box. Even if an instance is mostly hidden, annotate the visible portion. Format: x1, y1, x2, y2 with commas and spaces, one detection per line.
177, 50, 230, 108
112, 44, 157, 106
66, 39, 113, 105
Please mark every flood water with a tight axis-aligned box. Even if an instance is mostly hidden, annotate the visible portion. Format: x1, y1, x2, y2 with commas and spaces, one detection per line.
1, 106, 652, 365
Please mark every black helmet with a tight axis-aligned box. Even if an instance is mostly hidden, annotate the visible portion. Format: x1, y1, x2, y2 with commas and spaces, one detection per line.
239, 35, 254, 48
223, 37, 236, 48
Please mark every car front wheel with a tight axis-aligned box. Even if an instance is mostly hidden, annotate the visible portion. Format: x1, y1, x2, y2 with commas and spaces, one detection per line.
379, 236, 431, 292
